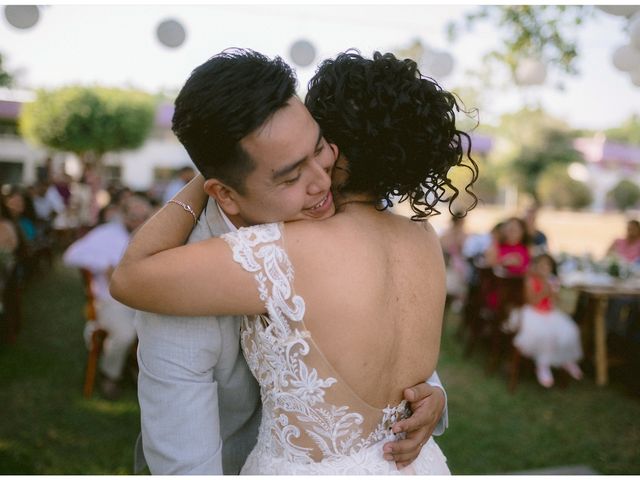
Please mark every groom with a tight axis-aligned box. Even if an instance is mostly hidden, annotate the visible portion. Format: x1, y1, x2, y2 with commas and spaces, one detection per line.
134, 49, 448, 474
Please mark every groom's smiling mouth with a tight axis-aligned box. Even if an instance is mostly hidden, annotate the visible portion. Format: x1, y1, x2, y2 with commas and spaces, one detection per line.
305, 191, 333, 218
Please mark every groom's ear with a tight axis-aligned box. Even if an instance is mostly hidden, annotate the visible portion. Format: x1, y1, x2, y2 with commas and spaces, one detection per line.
203, 178, 241, 216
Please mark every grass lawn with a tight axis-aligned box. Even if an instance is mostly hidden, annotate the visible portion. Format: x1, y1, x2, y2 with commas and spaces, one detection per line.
0, 260, 139, 474
437, 310, 640, 474
1, 259, 639, 474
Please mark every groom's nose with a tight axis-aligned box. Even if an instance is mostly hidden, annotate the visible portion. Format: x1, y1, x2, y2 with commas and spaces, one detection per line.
307, 158, 332, 194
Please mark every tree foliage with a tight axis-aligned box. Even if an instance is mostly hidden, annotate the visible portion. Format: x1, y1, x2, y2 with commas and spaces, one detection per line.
485, 107, 583, 200
604, 115, 640, 146
0, 52, 13, 87
537, 164, 592, 209
608, 179, 640, 211
19, 86, 155, 163
448, 5, 590, 85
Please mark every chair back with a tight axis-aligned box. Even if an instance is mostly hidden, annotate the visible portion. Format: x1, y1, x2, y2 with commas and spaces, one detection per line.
79, 268, 106, 398
79, 268, 97, 322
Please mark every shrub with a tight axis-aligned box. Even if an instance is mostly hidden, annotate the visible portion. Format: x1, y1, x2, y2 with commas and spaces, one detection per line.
608, 179, 640, 211
537, 164, 592, 209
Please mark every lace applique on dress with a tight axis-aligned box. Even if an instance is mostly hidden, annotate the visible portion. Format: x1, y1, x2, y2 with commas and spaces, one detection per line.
221, 223, 448, 474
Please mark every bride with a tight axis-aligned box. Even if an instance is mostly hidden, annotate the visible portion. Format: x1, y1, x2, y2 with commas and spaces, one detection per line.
111, 51, 477, 474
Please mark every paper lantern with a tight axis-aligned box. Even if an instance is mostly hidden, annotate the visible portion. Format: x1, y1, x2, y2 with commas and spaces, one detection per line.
156, 19, 186, 49
612, 44, 640, 71
596, 5, 640, 17
418, 45, 435, 66
428, 51, 454, 77
515, 58, 547, 85
289, 39, 316, 67
4, 5, 40, 29
630, 12, 640, 50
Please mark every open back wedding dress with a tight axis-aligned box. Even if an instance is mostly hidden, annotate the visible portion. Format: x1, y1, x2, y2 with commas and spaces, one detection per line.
222, 223, 450, 475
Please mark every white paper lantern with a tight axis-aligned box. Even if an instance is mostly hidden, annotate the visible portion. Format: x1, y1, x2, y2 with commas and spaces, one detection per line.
290, 39, 316, 67
427, 51, 454, 77
597, 5, 640, 17
418, 45, 435, 66
612, 44, 640, 71
515, 58, 547, 85
156, 19, 186, 49
630, 12, 640, 50
4, 5, 40, 29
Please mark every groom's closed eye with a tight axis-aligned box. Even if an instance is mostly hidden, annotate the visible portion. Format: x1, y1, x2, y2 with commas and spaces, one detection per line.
283, 172, 302, 185
271, 128, 325, 184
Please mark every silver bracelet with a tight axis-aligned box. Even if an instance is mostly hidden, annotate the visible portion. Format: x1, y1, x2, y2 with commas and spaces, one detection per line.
167, 199, 198, 226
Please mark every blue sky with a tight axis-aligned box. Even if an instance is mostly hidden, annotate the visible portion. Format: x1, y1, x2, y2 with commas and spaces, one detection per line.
1, 4, 639, 131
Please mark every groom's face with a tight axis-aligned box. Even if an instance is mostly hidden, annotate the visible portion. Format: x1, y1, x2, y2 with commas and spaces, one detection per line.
218, 97, 337, 227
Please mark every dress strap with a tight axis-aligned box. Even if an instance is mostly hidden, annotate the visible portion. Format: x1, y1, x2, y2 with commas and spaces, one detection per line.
221, 223, 305, 335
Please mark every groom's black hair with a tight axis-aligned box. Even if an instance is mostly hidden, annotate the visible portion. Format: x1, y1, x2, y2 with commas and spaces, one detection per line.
172, 48, 298, 193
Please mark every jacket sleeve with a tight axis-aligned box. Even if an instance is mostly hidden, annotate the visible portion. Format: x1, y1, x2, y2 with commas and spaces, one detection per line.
136, 310, 225, 474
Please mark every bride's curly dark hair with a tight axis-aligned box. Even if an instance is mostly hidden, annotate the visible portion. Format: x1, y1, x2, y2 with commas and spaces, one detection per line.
305, 50, 478, 219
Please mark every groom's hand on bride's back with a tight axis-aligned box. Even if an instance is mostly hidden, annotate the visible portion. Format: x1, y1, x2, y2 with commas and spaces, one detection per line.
382, 383, 446, 468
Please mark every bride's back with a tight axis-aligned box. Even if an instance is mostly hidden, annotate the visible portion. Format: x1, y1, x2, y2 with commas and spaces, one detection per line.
286, 206, 446, 409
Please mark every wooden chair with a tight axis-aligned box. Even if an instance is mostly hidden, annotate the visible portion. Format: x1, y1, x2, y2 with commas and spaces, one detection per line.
460, 264, 498, 356
79, 268, 108, 398
461, 265, 529, 390
486, 271, 526, 375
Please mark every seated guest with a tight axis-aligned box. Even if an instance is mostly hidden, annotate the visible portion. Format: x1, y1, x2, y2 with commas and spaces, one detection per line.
63, 195, 152, 398
0, 194, 22, 343
604, 220, 640, 339
440, 214, 469, 310
3, 186, 37, 244
485, 217, 531, 276
0, 199, 18, 269
607, 219, 640, 263
162, 166, 196, 203
523, 204, 548, 255
508, 254, 583, 388
463, 221, 503, 265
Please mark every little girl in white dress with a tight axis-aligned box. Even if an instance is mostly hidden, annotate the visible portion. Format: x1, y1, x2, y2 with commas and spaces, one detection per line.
509, 254, 583, 388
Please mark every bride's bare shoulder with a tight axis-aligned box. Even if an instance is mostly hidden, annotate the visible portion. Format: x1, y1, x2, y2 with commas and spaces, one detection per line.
281, 217, 361, 261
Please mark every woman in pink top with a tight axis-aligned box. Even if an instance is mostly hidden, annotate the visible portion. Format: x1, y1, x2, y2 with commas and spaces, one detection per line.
485, 217, 531, 276
607, 219, 640, 263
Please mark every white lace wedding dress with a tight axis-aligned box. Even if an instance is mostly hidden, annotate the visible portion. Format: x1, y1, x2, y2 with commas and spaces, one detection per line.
222, 223, 450, 475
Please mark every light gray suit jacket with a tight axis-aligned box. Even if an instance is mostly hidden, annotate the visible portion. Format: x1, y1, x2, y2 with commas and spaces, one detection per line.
134, 198, 448, 475
135, 199, 261, 475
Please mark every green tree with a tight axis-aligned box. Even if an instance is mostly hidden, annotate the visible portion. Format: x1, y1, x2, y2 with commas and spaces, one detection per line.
19, 86, 155, 167
608, 179, 640, 211
605, 115, 640, 146
448, 5, 590, 84
485, 107, 583, 201
0, 52, 13, 87
537, 164, 592, 209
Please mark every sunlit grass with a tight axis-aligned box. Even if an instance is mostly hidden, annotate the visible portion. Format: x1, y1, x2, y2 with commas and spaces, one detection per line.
437, 311, 640, 474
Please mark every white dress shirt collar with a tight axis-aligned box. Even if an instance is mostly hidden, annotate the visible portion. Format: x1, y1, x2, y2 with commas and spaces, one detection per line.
216, 202, 239, 232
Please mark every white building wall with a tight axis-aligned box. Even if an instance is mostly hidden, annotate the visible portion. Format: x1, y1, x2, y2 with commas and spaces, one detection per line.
0, 133, 195, 190
0, 134, 46, 184
106, 137, 194, 190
